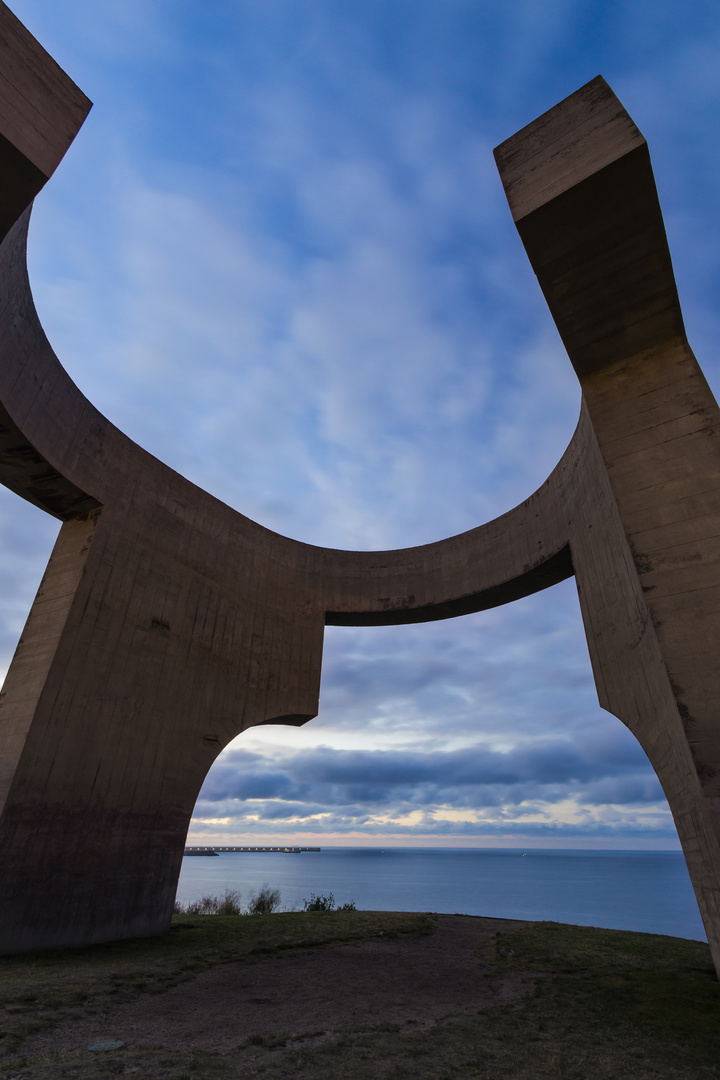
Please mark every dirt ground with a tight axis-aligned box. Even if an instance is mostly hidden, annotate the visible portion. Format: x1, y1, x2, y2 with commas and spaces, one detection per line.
22, 915, 529, 1058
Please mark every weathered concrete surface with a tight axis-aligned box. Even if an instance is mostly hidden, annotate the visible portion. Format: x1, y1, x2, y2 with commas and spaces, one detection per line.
0, 8, 717, 971
495, 77, 720, 971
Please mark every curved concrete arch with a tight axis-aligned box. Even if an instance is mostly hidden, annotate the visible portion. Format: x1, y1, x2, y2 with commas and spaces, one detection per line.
0, 203, 575, 620
0, 5, 719, 973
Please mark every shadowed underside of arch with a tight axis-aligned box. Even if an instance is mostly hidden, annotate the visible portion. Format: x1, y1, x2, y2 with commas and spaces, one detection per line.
0, 3, 719, 974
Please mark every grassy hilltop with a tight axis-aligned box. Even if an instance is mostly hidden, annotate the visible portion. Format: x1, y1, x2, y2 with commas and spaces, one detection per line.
0, 909, 718, 1079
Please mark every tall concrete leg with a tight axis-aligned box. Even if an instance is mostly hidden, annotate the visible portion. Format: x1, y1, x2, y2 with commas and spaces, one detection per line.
495, 79, 720, 970
567, 402, 720, 972
0, 504, 325, 951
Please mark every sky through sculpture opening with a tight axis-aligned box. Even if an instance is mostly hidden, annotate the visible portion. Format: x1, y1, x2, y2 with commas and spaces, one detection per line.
4, 0, 718, 858
0, 2, 719, 978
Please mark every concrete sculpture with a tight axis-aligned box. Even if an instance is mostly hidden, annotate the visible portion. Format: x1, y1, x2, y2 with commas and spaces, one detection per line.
0, 3, 718, 973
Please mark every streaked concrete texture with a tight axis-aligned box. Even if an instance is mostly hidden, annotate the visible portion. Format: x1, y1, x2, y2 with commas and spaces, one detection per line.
0, 6, 717, 971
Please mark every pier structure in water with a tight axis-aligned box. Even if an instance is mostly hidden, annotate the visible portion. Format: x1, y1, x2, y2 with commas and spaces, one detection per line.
183, 847, 321, 856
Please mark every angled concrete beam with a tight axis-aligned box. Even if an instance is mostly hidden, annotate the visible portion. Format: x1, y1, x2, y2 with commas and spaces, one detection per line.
496, 76, 720, 969
495, 76, 686, 376
0, 11, 718, 973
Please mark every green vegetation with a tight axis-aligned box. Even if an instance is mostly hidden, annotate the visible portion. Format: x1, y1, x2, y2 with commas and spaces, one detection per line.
0, 916, 718, 1079
247, 886, 282, 915
477, 921, 720, 1076
174, 886, 283, 916
174, 888, 243, 915
174, 887, 357, 916
302, 891, 356, 912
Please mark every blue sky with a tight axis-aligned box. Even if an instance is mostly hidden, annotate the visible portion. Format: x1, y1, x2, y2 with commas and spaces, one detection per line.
2, 0, 719, 848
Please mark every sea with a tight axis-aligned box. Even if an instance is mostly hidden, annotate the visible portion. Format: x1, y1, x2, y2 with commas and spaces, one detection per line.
176, 847, 706, 941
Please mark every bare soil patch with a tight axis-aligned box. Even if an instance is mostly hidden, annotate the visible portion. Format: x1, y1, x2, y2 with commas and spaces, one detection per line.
22, 914, 527, 1057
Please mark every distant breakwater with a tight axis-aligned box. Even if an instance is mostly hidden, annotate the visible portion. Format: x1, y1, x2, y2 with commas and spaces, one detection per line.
183, 846, 321, 856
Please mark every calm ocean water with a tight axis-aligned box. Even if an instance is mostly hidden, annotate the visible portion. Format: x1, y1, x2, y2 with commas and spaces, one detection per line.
177, 847, 706, 941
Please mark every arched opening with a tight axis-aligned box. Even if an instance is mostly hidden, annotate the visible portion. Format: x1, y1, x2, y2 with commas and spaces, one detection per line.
181, 579, 704, 939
